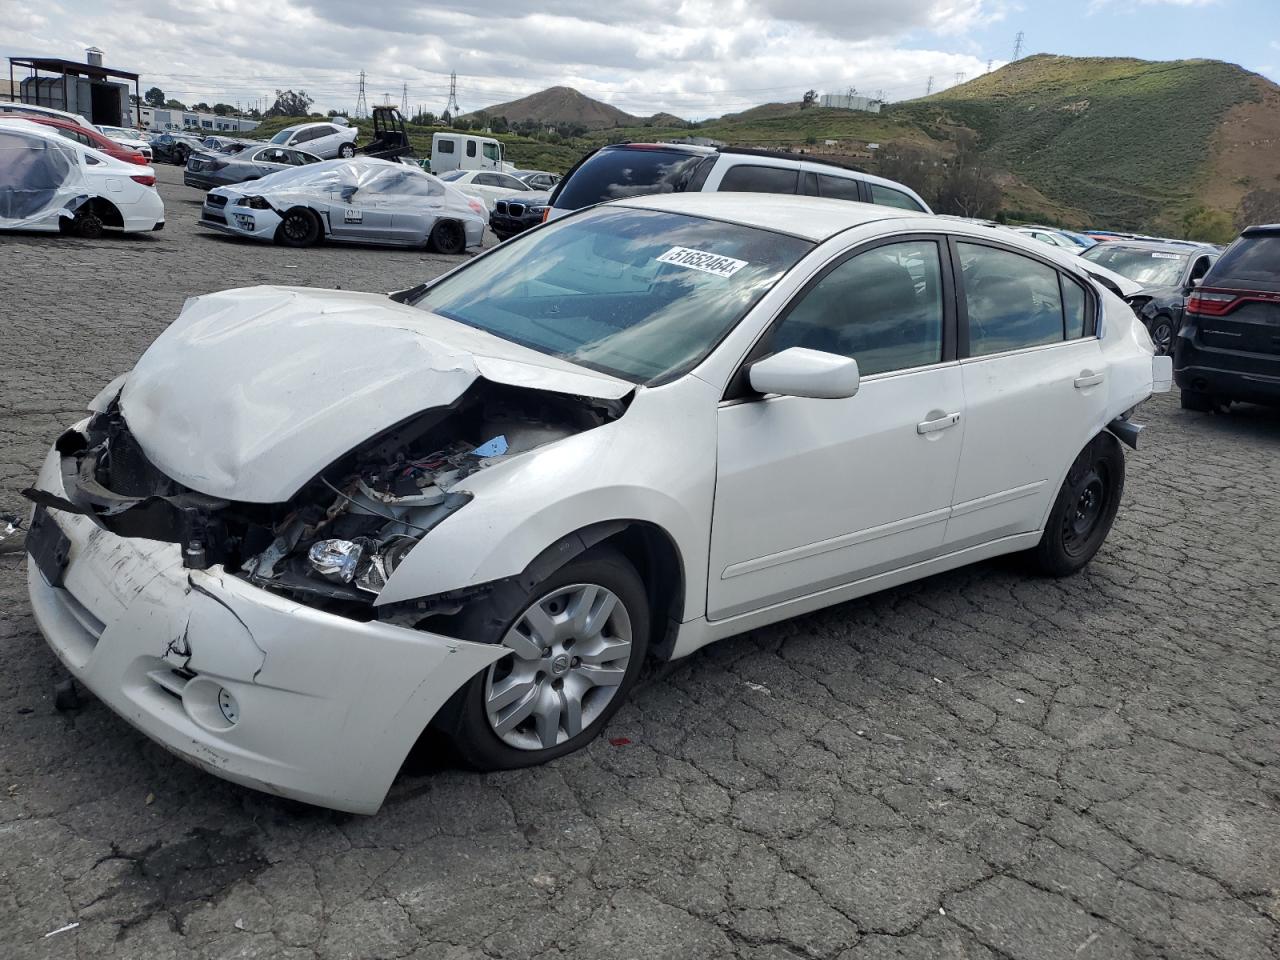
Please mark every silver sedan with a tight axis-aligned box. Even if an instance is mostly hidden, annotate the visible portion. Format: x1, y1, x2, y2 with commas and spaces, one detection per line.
198, 157, 487, 253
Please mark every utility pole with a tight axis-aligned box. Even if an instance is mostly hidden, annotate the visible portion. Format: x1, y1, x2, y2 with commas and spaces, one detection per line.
355, 70, 369, 119
1013, 31, 1025, 60
925, 76, 933, 96
444, 71, 461, 118
400, 82, 408, 114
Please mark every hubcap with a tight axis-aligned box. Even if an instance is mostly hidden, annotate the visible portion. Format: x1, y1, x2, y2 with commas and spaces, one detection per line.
1062, 467, 1108, 552
484, 583, 633, 751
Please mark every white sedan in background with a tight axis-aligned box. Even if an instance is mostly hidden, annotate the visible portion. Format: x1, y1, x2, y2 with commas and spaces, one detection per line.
438, 168, 531, 210
25, 193, 1167, 813
0, 118, 164, 236
97, 125, 154, 161
267, 120, 359, 159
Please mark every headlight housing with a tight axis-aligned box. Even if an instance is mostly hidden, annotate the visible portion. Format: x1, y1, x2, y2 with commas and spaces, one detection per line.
236, 195, 271, 209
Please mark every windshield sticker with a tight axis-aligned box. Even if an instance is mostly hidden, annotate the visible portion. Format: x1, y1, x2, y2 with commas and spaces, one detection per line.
1150, 252, 1182, 259
656, 246, 748, 278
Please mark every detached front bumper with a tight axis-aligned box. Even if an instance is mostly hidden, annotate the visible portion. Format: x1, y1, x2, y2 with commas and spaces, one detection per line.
26, 444, 504, 814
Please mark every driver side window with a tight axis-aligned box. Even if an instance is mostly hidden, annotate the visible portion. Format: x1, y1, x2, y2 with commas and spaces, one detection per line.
767, 240, 944, 377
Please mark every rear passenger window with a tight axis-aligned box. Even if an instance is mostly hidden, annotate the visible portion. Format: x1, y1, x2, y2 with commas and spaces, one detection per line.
718, 164, 798, 195
959, 243, 1065, 356
437, 139, 455, 154
1061, 276, 1088, 339
466, 141, 477, 158
816, 174, 862, 203
869, 183, 924, 211
768, 240, 944, 376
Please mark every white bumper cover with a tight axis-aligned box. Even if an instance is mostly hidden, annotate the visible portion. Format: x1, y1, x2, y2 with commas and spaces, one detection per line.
26, 448, 505, 814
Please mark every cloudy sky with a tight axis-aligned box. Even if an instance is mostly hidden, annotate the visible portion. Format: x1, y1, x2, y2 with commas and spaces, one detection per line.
2, 0, 1277, 119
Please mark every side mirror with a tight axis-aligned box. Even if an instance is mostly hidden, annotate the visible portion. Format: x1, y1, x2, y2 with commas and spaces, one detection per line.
748, 347, 860, 400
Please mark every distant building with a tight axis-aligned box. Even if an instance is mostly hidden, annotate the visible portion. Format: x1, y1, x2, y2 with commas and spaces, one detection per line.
6, 48, 139, 126
819, 93, 882, 114
129, 105, 259, 134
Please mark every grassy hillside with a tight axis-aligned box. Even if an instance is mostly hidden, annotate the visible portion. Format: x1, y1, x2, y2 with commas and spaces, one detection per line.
893, 54, 1263, 228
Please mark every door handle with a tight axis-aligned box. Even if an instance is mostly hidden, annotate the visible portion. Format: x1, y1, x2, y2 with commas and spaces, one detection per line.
1074, 372, 1105, 389
917, 412, 961, 435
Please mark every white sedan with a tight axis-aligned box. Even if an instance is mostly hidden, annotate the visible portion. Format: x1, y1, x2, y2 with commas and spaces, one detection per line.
24, 194, 1168, 813
0, 118, 164, 236
97, 124, 154, 161
437, 168, 531, 210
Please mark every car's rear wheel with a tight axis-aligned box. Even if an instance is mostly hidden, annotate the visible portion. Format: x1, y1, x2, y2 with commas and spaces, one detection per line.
1148, 315, 1174, 356
437, 546, 649, 770
71, 208, 105, 239
1180, 389, 1219, 412
275, 208, 321, 247
1029, 432, 1124, 577
429, 219, 466, 254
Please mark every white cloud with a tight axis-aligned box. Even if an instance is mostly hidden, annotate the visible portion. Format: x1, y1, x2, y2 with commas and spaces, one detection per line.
0, 0, 1004, 119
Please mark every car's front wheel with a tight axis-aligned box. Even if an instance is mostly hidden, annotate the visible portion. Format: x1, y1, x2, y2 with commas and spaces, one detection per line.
338, 143, 356, 158
275, 208, 321, 247
438, 546, 649, 770
1029, 432, 1125, 577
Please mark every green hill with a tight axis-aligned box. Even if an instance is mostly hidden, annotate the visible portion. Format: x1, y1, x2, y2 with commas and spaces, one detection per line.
892, 54, 1265, 228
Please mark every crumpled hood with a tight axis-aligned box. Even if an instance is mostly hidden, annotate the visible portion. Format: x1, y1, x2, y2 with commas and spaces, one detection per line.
119, 286, 632, 503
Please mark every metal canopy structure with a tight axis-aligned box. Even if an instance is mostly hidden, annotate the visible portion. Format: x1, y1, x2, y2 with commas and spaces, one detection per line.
6, 55, 142, 123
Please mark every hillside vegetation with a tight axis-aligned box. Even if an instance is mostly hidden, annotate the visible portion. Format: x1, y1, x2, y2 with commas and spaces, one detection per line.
893, 54, 1263, 228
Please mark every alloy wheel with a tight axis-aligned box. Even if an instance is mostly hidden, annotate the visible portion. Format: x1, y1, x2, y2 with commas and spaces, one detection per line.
1151, 320, 1173, 356
484, 583, 633, 751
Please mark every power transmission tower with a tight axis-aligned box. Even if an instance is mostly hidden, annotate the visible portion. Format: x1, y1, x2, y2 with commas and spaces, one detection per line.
400, 82, 408, 114
926, 76, 933, 95
1013, 31, 1025, 60
954, 72, 967, 84
986, 59, 993, 73
444, 71, 461, 118
875, 88, 884, 102
355, 70, 368, 119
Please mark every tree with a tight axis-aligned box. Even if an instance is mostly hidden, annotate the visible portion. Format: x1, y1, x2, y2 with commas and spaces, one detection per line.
191, 102, 211, 112
144, 86, 166, 107
164, 98, 187, 110
441, 109, 452, 126
934, 133, 1001, 219
1180, 206, 1235, 245
411, 110, 437, 126
490, 115, 509, 134
265, 89, 314, 118
876, 142, 940, 203
801, 89, 818, 109
212, 103, 235, 116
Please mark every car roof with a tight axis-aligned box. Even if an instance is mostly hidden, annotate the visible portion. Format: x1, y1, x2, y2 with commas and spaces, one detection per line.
1094, 240, 1214, 254
611, 192, 918, 241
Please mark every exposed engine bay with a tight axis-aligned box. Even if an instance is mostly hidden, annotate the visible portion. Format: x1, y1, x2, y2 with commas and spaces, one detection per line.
30, 382, 624, 617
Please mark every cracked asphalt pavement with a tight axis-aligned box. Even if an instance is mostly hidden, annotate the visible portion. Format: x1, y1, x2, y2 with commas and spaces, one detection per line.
2, 165, 1279, 960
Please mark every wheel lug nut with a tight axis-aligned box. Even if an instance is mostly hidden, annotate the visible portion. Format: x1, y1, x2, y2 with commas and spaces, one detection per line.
571, 657, 581, 668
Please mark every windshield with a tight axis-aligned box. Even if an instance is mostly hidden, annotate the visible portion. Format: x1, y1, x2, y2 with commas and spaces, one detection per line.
554, 148, 710, 211
1209, 234, 1280, 284
270, 129, 296, 145
1082, 246, 1188, 286
414, 207, 812, 383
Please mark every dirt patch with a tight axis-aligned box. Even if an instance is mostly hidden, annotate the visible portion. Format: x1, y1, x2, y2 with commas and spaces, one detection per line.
1202, 75, 1280, 214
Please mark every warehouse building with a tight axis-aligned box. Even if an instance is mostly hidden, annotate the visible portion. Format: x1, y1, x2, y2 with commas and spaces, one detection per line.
5, 48, 139, 127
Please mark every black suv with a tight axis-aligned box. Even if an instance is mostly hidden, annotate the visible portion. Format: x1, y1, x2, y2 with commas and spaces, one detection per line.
1174, 224, 1280, 411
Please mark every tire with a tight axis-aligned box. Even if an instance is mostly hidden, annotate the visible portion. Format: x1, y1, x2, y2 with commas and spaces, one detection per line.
72, 208, 105, 239
436, 546, 650, 770
1180, 389, 1216, 412
429, 219, 466, 255
1148, 315, 1174, 357
275, 208, 321, 247
338, 143, 356, 158
1029, 432, 1125, 577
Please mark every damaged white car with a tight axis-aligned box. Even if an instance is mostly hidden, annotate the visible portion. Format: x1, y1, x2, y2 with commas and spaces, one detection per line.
25, 194, 1171, 813
0, 118, 164, 237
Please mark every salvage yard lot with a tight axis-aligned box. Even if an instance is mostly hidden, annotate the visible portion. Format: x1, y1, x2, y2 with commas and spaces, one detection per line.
1, 164, 1279, 960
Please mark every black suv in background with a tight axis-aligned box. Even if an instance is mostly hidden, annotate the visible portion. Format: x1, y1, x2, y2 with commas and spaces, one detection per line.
1174, 224, 1280, 411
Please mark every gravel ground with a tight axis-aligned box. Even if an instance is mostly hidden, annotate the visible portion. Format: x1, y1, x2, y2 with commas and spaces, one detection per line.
1, 165, 1278, 960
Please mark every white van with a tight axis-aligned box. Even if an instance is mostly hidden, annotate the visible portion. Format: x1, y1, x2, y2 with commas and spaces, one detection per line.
430, 133, 511, 174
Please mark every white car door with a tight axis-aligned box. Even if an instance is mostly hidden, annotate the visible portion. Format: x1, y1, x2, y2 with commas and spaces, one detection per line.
943, 239, 1109, 550
707, 237, 966, 620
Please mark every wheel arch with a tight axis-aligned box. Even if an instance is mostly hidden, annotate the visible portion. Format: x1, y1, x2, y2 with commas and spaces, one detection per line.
84, 196, 123, 228
278, 204, 327, 238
